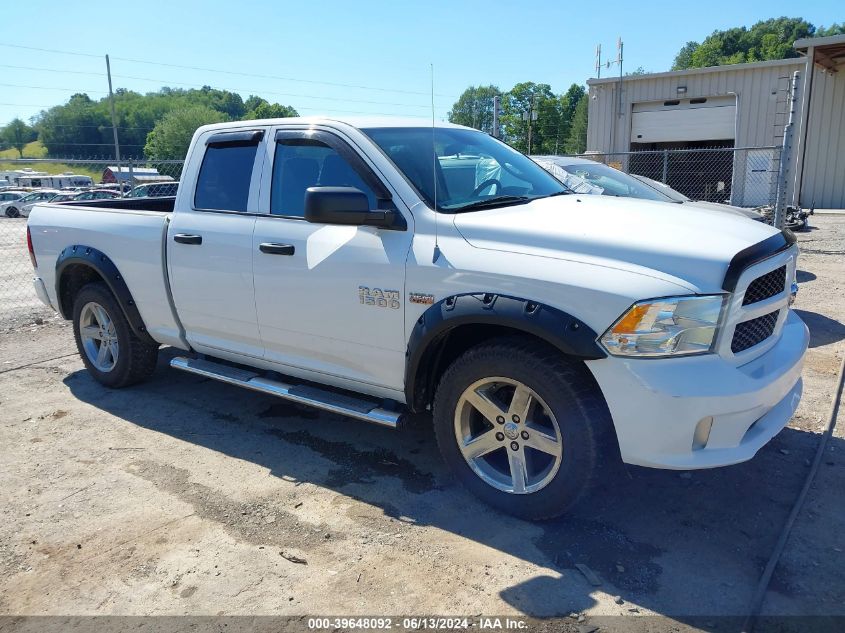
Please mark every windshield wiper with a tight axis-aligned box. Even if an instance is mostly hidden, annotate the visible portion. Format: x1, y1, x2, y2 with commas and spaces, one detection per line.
535, 190, 571, 199
447, 195, 531, 213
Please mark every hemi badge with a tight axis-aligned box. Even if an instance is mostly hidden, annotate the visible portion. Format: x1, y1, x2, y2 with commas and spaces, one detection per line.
409, 292, 435, 305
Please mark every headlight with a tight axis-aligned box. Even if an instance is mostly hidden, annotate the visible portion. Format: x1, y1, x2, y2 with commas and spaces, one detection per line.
600, 295, 725, 357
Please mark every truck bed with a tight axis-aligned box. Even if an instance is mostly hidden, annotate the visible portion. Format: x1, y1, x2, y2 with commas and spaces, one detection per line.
62, 196, 176, 213
28, 198, 184, 348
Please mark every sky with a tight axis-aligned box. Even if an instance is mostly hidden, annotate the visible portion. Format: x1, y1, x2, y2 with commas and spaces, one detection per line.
0, 0, 841, 128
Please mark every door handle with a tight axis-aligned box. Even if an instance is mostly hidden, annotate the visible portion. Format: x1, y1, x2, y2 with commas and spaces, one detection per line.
173, 233, 203, 245
259, 243, 295, 256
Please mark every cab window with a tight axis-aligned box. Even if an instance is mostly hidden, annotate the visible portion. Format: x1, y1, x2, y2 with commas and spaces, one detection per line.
195, 142, 259, 211
270, 138, 377, 218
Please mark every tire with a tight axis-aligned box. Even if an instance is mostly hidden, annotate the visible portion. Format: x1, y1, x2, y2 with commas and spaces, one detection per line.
432, 337, 612, 520
72, 282, 159, 388
5, 206, 20, 218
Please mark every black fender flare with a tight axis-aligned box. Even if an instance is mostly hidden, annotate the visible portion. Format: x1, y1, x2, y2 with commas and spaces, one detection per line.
404, 292, 606, 411
55, 245, 156, 344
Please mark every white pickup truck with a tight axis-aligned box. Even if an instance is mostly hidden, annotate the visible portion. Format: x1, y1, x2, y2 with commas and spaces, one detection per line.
27, 117, 809, 519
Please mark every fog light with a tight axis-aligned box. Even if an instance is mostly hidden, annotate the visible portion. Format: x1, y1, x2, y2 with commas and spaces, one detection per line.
692, 416, 713, 450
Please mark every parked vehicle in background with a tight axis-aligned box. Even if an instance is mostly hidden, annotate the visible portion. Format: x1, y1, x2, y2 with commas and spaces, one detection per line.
128, 182, 179, 198
71, 189, 121, 201
48, 192, 79, 203
98, 183, 132, 194
628, 173, 770, 224
28, 117, 808, 519
532, 156, 766, 222
2, 189, 61, 217
0, 190, 27, 204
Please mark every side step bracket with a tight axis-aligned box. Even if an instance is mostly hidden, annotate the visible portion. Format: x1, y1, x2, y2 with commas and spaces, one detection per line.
170, 356, 402, 428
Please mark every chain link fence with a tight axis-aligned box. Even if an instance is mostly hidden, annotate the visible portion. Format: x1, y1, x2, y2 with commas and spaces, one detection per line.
558, 146, 783, 210
0, 158, 183, 327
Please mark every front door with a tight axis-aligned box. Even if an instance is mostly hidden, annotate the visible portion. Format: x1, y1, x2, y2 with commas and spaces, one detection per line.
252, 128, 411, 392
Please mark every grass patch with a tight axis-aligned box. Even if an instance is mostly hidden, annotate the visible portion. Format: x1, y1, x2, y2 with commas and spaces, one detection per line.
0, 140, 103, 181
0, 140, 48, 159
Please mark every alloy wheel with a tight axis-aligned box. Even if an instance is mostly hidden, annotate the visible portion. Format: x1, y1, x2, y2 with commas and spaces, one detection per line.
79, 301, 119, 372
454, 377, 563, 494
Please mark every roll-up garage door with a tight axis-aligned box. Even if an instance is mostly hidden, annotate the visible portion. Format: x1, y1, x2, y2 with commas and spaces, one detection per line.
631, 96, 736, 144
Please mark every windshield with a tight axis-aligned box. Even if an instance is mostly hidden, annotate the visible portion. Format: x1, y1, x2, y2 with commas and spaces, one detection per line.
629, 174, 690, 202
552, 161, 674, 202
362, 127, 568, 212
20, 192, 40, 202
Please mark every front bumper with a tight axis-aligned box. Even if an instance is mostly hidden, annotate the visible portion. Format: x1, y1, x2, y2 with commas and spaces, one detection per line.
586, 309, 809, 469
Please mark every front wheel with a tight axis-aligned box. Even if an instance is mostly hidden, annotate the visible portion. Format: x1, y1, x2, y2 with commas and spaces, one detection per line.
72, 282, 159, 388
433, 338, 611, 520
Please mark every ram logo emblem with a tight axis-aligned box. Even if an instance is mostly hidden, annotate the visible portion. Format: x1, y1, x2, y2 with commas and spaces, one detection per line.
359, 286, 401, 309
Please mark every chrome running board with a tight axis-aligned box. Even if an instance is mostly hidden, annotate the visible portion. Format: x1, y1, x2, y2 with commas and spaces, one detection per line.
170, 356, 402, 428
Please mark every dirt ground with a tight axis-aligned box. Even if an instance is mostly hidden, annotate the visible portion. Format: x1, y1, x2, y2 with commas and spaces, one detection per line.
0, 216, 843, 632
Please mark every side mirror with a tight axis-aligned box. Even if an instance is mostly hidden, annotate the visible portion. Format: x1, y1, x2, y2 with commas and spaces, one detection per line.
304, 187, 404, 230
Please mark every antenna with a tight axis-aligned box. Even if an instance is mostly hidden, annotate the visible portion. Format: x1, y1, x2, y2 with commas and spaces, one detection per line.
431, 63, 441, 263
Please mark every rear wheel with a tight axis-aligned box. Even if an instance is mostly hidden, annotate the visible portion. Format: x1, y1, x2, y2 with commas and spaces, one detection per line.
433, 338, 610, 520
5, 206, 20, 218
72, 283, 159, 387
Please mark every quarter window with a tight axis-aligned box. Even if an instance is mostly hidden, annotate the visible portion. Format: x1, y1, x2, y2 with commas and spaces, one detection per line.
194, 143, 258, 211
271, 139, 377, 217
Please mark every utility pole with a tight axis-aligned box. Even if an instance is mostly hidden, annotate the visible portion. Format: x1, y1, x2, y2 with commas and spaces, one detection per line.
595, 43, 602, 79
617, 37, 624, 125
492, 95, 501, 138
105, 54, 122, 193
523, 96, 538, 153
598, 38, 624, 152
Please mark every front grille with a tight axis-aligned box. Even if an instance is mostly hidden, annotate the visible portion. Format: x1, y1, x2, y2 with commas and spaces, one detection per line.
743, 265, 786, 306
732, 310, 779, 353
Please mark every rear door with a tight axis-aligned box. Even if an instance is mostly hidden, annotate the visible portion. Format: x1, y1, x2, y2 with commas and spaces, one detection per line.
167, 128, 267, 358
251, 126, 412, 391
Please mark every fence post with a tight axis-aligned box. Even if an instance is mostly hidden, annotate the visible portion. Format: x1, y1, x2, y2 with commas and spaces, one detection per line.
774, 71, 800, 230
661, 150, 668, 184
127, 158, 134, 198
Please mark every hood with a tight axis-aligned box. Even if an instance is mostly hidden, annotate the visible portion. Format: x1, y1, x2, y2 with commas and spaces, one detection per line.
452, 194, 780, 293
682, 199, 764, 221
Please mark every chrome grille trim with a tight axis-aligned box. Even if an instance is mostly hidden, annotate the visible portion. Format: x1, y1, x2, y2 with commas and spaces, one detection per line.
716, 246, 797, 364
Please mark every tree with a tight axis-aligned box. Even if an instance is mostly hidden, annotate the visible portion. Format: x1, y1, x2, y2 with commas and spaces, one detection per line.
552, 84, 586, 154
244, 95, 268, 112
501, 82, 561, 154
670, 17, 837, 70
242, 102, 298, 120
672, 42, 700, 71
448, 85, 500, 133
816, 23, 845, 37
564, 96, 588, 155
33, 86, 260, 159
1, 118, 37, 157
144, 106, 228, 160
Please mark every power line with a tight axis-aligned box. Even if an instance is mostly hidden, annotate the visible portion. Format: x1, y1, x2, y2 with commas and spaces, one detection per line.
0, 82, 106, 94
0, 42, 458, 98
0, 63, 452, 109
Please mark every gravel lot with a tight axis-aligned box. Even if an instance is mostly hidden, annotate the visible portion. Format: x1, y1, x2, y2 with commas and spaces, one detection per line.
0, 215, 843, 631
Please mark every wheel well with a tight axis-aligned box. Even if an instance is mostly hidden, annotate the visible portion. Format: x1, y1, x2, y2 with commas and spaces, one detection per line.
413, 323, 622, 462
413, 324, 561, 411
58, 263, 106, 318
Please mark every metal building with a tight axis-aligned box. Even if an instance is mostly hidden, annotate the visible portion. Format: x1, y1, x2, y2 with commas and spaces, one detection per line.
586, 35, 845, 209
